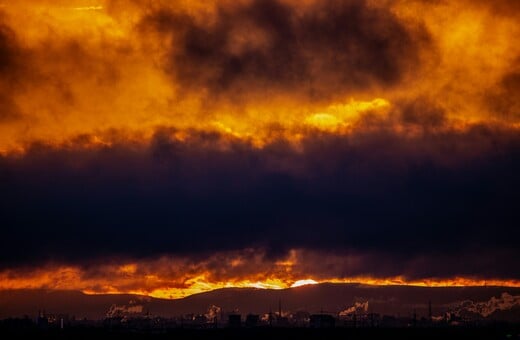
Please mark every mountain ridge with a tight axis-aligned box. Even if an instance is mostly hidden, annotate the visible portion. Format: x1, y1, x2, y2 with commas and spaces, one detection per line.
1, 283, 519, 321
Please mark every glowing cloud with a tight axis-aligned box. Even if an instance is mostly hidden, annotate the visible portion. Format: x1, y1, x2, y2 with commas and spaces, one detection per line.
291, 279, 319, 288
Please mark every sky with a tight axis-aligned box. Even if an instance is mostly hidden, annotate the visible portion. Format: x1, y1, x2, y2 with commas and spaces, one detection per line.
0, 0, 519, 299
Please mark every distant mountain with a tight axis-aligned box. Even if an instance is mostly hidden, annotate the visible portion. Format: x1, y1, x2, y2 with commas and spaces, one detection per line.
1, 284, 519, 321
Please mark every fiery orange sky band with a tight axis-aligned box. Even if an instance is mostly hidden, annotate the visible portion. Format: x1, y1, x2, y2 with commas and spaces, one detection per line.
2, 256, 520, 300
0, 0, 519, 153
1, 1, 519, 299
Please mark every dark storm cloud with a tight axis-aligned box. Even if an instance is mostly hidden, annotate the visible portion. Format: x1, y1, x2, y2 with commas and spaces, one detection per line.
1, 122, 519, 279
295, 249, 519, 281
0, 25, 13, 71
398, 97, 446, 129
141, 0, 427, 100
488, 69, 520, 121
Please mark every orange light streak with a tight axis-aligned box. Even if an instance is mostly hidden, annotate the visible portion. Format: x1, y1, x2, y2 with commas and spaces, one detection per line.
1, 265, 518, 300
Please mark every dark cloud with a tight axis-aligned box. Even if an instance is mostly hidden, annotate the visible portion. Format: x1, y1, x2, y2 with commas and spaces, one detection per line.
1, 123, 519, 279
488, 70, 520, 120
141, 0, 428, 101
0, 20, 19, 74
294, 249, 518, 281
399, 97, 446, 129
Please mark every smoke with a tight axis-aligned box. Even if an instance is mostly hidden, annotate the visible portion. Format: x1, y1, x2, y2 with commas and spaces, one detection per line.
339, 301, 369, 316
205, 305, 222, 321
106, 301, 145, 318
451, 293, 520, 318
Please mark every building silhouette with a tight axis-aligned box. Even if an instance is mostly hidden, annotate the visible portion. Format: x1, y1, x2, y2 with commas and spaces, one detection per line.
309, 314, 335, 328
245, 314, 260, 327
227, 314, 241, 328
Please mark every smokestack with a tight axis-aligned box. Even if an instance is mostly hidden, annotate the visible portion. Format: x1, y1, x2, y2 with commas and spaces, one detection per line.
278, 299, 282, 318
428, 300, 432, 321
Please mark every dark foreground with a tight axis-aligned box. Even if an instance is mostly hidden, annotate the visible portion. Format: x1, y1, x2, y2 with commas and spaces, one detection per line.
1, 327, 519, 340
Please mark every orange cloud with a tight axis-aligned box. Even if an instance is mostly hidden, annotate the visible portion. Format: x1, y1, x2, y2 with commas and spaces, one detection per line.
1, 250, 519, 299
0, 0, 518, 154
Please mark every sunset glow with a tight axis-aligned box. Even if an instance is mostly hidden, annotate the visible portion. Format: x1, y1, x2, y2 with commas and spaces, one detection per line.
1, 251, 519, 299
2, 266, 519, 300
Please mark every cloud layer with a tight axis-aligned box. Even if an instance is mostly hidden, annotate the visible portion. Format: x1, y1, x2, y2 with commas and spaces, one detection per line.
1, 124, 519, 279
140, 0, 427, 101
0, 0, 519, 292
